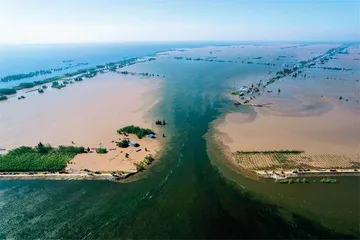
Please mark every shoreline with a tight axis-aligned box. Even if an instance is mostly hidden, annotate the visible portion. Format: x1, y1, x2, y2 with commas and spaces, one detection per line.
210, 128, 360, 180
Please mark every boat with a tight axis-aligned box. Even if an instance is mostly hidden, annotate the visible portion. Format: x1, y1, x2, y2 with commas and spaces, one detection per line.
233, 101, 242, 106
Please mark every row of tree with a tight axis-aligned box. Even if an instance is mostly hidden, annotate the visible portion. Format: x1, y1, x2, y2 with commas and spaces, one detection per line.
155, 120, 166, 126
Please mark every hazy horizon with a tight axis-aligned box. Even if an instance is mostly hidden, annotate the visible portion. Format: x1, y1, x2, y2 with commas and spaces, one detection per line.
1, 0, 359, 44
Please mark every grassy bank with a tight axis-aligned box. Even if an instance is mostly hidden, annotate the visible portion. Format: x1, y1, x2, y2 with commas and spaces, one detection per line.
0, 143, 85, 172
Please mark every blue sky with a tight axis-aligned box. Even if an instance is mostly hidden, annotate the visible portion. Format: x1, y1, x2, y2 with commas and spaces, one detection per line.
0, 0, 359, 43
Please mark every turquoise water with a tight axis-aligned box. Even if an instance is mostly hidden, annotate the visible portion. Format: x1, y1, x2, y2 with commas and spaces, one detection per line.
0, 45, 359, 239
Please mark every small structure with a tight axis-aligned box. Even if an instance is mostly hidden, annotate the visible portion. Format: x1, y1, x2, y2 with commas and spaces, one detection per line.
148, 133, 156, 138
130, 141, 139, 147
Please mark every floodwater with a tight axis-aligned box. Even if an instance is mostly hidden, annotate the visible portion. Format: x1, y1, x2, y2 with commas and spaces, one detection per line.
0, 44, 359, 239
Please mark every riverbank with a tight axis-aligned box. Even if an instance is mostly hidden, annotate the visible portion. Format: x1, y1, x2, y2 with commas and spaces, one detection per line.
0, 72, 166, 176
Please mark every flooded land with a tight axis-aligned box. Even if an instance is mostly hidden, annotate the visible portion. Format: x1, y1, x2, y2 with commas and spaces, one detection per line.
0, 43, 359, 239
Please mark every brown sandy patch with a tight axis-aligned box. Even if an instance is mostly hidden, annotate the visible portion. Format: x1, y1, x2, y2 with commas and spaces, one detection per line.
67, 134, 162, 172
217, 102, 359, 155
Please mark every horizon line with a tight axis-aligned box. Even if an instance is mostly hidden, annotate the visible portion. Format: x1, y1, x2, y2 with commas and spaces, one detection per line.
0, 40, 360, 46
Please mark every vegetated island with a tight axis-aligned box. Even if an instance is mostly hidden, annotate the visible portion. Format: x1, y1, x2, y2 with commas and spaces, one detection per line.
0, 56, 164, 101
0, 124, 164, 181
0, 62, 89, 82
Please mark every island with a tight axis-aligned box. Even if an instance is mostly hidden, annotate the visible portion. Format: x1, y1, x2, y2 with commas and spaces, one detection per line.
0, 125, 163, 181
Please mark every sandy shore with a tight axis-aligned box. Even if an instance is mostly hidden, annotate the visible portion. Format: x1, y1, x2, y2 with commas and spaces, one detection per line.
0, 72, 165, 173
213, 44, 360, 175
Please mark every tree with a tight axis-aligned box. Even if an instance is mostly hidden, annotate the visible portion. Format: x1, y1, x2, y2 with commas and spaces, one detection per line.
36, 142, 50, 154
117, 140, 129, 148
96, 148, 108, 154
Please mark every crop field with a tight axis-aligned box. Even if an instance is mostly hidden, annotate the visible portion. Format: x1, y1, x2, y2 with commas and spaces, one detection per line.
233, 151, 360, 170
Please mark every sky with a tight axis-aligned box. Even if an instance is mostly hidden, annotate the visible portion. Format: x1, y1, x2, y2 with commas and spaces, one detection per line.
0, 0, 359, 43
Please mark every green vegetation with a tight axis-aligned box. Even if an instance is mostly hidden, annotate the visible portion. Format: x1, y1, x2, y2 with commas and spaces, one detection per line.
0, 95, 8, 101
231, 91, 240, 95
236, 150, 304, 154
18, 82, 35, 89
276, 178, 308, 184
1, 70, 52, 82
51, 81, 66, 89
134, 163, 145, 171
276, 178, 338, 184
74, 77, 83, 82
134, 155, 155, 171
0, 88, 17, 95
0, 63, 89, 82
143, 155, 154, 165
117, 140, 129, 148
64, 68, 89, 77
117, 125, 154, 139
0, 143, 84, 172
96, 148, 108, 154
9, 76, 63, 93
320, 178, 338, 183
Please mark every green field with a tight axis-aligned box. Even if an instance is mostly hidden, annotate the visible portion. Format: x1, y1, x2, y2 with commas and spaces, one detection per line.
0, 144, 84, 172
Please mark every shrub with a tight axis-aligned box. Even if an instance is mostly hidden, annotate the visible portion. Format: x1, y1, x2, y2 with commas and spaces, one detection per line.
118, 125, 154, 139
18, 82, 35, 89
0, 88, 17, 95
96, 148, 108, 154
0, 95, 8, 101
134, 163, 145, 171
144, 155, 154, 165
117, 140, 129, 148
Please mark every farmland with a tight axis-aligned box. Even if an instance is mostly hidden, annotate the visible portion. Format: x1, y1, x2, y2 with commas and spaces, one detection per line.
233, 151, 360, 171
